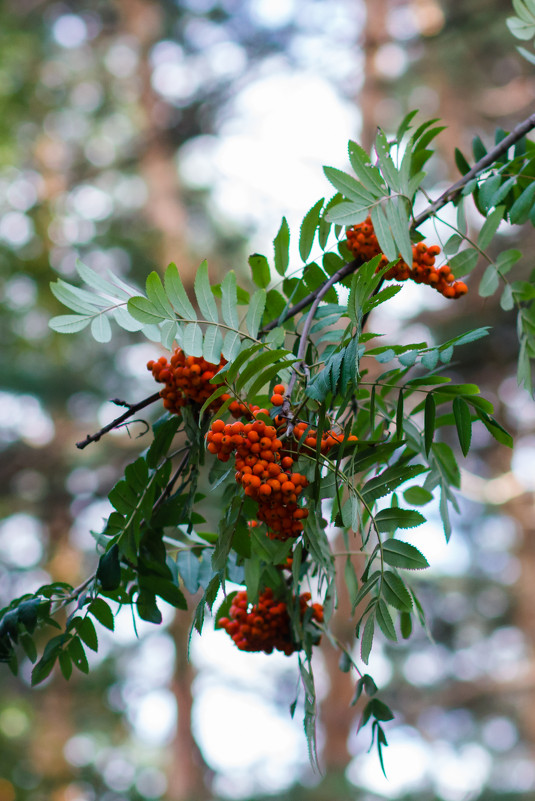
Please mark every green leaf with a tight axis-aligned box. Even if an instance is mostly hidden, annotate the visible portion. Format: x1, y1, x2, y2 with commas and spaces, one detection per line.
448, 249, 479, 278
245, 289, 266, 339
90, 314, 112, 343
222, 329, 242, 361
403, 486, 434, 506
453, 396, 472, 456
164, 263, 196, 319
31, 652, 58, 685
370, 205, 397, 261
431, 441, 461, 487
136, 591, 162, 624
76, 617, 98, 652
220, 271, 239, 329
384, 196, 412, 266
383, 572, 413, 611
479, 265, 499, 298
424, 393, 436, 455
344, 558, 360, 612
507, 14, 535, 39
88, 599, 114, 631
183, 322, 203, 357
455, 148, 471, 175
360, 614, 375, 665
68, 636, 89, 674
203, 325, 224, 364
299, 198, 324, 261
97, 544, 121, 591
248, 254, 271, 289
146, 271, 174, 316
49, 314, 92, 334
478, 205, 505, 249
274, 217, 290, 277
324, 201, 370, 225
194, 260, 218, 323
217, 341, 263, 382
395, 389, 404, 440
375, 130, 401, 192
348, 141, 385, 196
376, 598, 397, 640
147, 415, 180, 468
76, 258, 132, 300
443, 233, 464, 256
500, 285, 515, 311
58, 651, 72, 680
375, 509, 426, 533
50, 279, 104, 313
382, 540, 429, 570
476, 410, 514, 448
324, 166, 375, 203
362, 465, 426, 505
128, 296, 166, 324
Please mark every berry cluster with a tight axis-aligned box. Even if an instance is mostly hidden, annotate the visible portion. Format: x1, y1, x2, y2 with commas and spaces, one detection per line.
206, 385, 358, 539
206, 414, 309, 541
345, 217, 468, 299
217, 587, 323, 655
147, 348, 228, 414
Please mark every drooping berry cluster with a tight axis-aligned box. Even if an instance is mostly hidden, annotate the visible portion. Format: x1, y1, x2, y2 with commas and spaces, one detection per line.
147, 348, 228, 414
206, 413, 309, 541
345, 217, 468, 299
217, 587, 324, 655
206, 385, 358, 540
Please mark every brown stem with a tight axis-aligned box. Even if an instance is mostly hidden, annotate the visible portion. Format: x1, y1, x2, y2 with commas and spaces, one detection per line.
76, 391, 162, 449
261, 258, 361, 334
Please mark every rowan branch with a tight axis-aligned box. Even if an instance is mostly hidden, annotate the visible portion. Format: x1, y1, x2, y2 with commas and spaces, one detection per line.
413, 111, 535, 228
76, 391, 162, 449
261, 258, 361, 334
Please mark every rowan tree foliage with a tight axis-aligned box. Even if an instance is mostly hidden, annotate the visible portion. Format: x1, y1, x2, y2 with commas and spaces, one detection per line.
3, 1, 535, 774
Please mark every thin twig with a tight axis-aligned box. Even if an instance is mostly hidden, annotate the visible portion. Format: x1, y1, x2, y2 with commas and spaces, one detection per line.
76, 391, 162, 449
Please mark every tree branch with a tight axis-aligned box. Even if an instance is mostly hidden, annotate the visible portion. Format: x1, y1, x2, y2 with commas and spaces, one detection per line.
261, 258, 361, 334
76, 391, 162, 449
413, 111, 535, 229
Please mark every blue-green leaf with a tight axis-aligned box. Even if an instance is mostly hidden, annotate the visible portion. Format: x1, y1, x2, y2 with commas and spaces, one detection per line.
220, 271, 239, 329
194, 260, 218, 323
370, 205, 397, 261
49, 314, 92, 334
90, 314, 112, 343
478, 205, 505, 250
246, 289, 266, 339
479, 265, 499, 298
448, 249, 479, 278
164, 263, 196, 319
183, 322, 203, 357
203, 325, 224, 364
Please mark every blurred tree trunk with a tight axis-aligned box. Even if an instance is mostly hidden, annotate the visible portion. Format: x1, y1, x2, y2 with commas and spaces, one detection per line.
115, 0, 192, 276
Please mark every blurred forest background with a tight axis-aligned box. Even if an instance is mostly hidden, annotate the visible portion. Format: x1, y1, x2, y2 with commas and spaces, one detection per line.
2, 0, 535, 799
